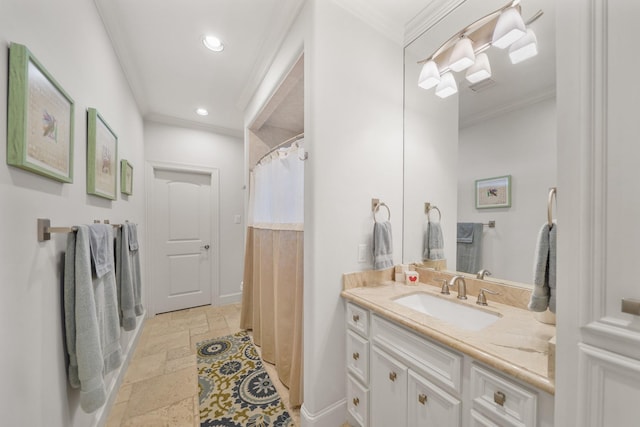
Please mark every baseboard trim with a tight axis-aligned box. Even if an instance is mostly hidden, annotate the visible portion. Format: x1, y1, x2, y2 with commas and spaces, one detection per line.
300, 398, 347, 426
95, 312, 147, 427
219, 292, 242, 306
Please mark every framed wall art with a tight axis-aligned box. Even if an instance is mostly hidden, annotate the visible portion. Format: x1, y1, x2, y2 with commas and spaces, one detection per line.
120, 159, 133, 195
475, 175, 511, 209
87, 108, 118, 200
7, 43, 75, 182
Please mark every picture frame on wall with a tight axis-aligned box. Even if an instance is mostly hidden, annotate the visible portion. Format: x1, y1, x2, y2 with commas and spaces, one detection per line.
87, 108, 118, 200
7, 43, 75, 182
475, 175, 511, 209
121, 159, 133, 195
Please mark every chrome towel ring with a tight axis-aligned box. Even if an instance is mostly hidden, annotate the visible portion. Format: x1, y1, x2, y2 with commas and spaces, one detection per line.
373, 202, 391, 222
424, 202, 441, 222
548, 187, 557, 228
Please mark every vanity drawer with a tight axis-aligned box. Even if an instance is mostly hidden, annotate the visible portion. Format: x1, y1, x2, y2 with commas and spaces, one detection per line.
470, 409, 501, 427
347, 302, 370, 337
347, 329, 369, 384
347, 374, 369, 427
371, 314, 462, 394
470, 363, 537, 427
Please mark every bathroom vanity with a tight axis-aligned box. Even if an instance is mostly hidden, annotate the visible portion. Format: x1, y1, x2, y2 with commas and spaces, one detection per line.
342, 270, 555, 427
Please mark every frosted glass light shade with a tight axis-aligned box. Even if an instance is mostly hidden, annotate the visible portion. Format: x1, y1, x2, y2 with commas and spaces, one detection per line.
418, 60, 441, 89
509, 28, 538, 64
435, 72, 458, 98
449, 38, 476, 72
465, 53, 492, 83
492, 7, 526, 49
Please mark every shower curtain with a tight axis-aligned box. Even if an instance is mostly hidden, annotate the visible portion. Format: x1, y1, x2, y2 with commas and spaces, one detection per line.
240, 141, 304, 407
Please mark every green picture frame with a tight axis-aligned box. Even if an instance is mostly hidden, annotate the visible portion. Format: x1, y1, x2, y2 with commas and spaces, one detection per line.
121, 159, 133, 195
475, 175, 512, 209
7, 43, 75, 182
87, 108, 118, 200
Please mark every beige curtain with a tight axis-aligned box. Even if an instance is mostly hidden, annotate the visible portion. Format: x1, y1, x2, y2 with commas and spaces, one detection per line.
240, 226, 303, 407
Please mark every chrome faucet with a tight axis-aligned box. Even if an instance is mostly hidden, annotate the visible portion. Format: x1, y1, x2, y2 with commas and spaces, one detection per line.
476, 269, 492, 280
449, 275, 467, 300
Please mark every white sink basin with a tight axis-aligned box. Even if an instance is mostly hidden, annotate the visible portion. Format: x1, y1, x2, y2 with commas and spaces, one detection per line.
393, 292, 500, 331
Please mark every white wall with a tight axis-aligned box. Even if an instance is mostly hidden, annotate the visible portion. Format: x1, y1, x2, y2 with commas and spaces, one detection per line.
144, 121, 245, 304
303, 0, 404, 423
0, 1, 146, 426
402, 47, 459, 266
244, 1, 403, 424
457, 97, 557, 284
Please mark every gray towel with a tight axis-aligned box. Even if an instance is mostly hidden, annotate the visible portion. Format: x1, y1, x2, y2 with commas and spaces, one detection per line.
88, 224, 113, 278
64, 225, 123, 413
127, 223, 139, 251
456, 223, 483, 273
372, 221, 393, 270
423, 221, 445, 260
528, 222, 557, 313
457, 222, 474, 243
116, 224, 137, 331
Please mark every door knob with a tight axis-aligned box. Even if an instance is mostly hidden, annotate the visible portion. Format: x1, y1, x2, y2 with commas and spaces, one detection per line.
201, 244, 210, 250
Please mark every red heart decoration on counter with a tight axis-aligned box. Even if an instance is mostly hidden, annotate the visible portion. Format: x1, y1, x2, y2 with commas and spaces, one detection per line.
409, 276, 417, 282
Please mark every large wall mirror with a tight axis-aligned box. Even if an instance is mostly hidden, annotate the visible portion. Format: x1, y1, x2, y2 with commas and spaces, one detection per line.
402, 0, 556, 287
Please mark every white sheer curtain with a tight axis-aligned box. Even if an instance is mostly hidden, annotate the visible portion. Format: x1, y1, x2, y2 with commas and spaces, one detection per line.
241, 139, 304, 407
250, 141, 304, 226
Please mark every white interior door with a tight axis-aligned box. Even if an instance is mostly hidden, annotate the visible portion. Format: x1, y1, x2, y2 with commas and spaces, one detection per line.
151, 167, 215, 313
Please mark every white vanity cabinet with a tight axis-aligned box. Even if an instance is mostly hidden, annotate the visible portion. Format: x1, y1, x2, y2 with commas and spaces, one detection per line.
345, 302, 553, 427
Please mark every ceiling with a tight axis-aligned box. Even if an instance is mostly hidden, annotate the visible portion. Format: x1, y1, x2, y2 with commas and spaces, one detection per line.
94, 0, 553, 137
94, 0, 430, 137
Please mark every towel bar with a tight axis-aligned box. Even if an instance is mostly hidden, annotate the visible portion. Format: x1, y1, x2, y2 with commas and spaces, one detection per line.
37, 218, 125, 242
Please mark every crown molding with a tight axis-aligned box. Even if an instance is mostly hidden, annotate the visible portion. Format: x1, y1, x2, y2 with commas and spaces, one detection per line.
460, 86, 556, 129
235, 0, 306, 112
404, 0, 467, 47
332, 0, 405, 44
145, 113, 243, 138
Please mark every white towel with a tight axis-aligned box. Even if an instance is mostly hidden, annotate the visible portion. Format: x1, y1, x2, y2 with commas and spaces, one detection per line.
372, 221, 393, 270
528, 222, 557, 313
423, 221, 445, 260
127, 223, 139, 251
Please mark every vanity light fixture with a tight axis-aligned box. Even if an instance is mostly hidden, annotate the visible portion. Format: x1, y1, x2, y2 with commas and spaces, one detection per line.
435, 72, 458, 98
449, 37, 476, 72
195, 108, 209, 116
508, 28, 538, 64
203, 35, 224, 52
418, 60, 441, 89
491, 6, 527, 49
416, 0, 543, 98
465, 52, 492, 83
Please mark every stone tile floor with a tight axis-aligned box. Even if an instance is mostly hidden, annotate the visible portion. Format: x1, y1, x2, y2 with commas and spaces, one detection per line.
106, 303, 301, 426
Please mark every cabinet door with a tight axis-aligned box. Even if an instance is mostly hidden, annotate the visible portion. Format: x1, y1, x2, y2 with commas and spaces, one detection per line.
407, 370, 461, 426
370, 346, 408, 427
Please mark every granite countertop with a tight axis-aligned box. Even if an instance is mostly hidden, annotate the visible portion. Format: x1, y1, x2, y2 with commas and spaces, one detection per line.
341, 280, 556, 395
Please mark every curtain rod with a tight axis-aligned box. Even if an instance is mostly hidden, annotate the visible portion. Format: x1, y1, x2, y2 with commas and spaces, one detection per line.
255, 132, 305, 167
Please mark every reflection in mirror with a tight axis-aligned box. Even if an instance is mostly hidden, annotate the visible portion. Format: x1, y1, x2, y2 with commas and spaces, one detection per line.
403, 0, 556, 287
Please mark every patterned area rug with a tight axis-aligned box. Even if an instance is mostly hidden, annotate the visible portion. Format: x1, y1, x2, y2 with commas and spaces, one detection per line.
197, 331, 293, 427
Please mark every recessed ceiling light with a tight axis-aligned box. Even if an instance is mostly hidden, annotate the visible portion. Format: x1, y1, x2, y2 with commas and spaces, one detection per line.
196, 108, 209, 116
203, 35, 224, 52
